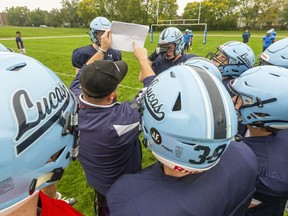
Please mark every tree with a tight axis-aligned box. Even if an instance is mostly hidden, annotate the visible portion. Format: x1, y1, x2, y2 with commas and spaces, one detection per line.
46, 9, 65, 27
5, 6, 30, 26
27, 8, 48, 27
60, 0, 83, 27
77, 0, 97, 26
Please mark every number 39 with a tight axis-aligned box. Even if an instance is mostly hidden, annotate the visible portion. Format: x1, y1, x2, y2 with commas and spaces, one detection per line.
189, 144, 227, 165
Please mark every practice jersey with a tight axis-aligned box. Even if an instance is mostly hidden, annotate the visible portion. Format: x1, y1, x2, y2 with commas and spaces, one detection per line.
39, 191, 82, 216
183, 33, 191, 43
70, 72, 155, 196
263, 35, 275, 49
152, 53, 197, 76
71, 45, 122, 69
107, 142, 259, 216
242, 129, 288, 216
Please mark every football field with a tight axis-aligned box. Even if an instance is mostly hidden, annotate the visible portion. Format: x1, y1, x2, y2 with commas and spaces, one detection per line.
1, 26, 287, 216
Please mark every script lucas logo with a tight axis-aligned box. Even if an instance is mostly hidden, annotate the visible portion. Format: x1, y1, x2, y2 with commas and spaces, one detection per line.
144, 79, 165, 121
12, 83, 70, 155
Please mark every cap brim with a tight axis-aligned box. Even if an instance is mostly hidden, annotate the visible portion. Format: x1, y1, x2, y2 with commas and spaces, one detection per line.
114, 61, 128, 82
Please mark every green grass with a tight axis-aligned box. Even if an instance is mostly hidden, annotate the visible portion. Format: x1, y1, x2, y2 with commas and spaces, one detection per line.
1, 26, 287, 216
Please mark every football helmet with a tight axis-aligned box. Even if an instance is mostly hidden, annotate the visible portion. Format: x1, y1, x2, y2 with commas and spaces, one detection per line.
184, 57, 222, 81
158, 27, 185, 59
0, 43, 13, 52
141, 65, 237, 173
259, 37, 288, 68
89, 16, 111, 45
207, 41, 255, 78
0, 52, 78, 210
229, 65, 288, 129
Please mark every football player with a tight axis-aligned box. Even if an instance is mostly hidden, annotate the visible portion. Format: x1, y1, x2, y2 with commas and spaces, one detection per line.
71, 17, 121, 74
107, 64, 258, 216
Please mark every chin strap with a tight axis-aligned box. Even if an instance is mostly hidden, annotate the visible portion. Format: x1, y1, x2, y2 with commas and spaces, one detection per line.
29, 168, 64, 195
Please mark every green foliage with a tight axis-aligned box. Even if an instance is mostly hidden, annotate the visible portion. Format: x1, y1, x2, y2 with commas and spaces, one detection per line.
1, 27, 288, 215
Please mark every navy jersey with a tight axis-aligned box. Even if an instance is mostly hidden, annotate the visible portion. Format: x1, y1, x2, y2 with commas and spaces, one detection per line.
71, 45, 122, 69
152, 54, 197, 76
15, 36, 24, 49
70, 72, 155, 196
107, 142, 258, 216
242, 129, 288, 216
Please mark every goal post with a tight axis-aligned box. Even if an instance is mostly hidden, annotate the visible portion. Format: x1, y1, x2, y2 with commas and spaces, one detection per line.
149, 20, 208, 44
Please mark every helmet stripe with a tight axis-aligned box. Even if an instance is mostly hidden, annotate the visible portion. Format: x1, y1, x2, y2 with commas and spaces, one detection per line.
192, 67, 227, 139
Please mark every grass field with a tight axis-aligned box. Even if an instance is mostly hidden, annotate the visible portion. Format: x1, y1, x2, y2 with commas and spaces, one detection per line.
1, 26, 287, 216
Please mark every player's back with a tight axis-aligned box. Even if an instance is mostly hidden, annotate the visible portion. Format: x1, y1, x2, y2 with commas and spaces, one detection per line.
107, 141, 259, 216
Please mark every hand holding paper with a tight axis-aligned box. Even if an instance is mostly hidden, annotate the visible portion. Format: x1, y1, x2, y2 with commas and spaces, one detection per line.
111, 21, 149, 52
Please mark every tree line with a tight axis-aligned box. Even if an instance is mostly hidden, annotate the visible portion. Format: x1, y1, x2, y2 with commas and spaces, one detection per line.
4, 0, 288, 30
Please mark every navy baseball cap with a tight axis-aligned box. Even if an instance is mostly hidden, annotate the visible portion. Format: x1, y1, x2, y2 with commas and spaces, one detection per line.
80, 60, 128, 98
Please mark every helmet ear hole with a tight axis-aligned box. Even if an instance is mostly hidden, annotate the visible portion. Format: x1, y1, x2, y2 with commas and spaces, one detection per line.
47, 148, 65, 163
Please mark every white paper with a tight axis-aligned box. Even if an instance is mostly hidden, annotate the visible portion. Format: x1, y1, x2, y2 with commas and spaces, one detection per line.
111, 21, 149, 52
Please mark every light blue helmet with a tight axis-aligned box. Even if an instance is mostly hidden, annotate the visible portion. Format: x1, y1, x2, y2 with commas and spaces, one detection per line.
229, 65, 288, 129
259, 37, 288, 68
184, 57, 222, 81
158, 27, 185, 59
0, 52, 78, 210
0, 43, 13, 52
207, 41, 255, 78
89, 16, 111, 44
141, 65, 237, 173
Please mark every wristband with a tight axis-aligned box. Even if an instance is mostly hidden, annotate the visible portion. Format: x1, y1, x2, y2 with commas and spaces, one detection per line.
98, 47, 107, 55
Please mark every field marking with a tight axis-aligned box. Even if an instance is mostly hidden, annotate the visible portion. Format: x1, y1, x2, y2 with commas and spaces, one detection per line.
55, 72, 141, 91
0, 35, 87, 41
1, 34, 287, 41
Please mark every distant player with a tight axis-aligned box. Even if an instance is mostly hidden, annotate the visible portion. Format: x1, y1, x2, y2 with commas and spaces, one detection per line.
15, 31, 26, 54
71, 17, 121, 73
183, 29, 191, 52
242, 29, 251, 43
262, 30, 276, 52
107, 64, 258, 216
189, 30, 194, 50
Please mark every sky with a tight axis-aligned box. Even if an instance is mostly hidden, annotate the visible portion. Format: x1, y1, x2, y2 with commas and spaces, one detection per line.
0, 0, 194, 15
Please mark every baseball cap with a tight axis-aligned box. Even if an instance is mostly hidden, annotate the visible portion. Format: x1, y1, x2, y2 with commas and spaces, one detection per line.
80, 60, 128, 98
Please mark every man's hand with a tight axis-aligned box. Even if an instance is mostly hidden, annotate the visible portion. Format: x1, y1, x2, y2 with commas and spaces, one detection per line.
133, 42, 148, 62
100, 29, 112, 52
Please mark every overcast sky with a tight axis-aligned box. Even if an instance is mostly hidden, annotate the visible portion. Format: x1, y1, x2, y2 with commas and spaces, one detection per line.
0, 0, 195, 15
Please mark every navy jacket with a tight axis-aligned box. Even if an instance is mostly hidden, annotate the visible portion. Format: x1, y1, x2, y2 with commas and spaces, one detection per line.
107, 141, 259, 216
70, 70, 155, 195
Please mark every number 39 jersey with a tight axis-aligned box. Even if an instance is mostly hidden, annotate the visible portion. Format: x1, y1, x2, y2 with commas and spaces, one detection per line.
107, 141, 259, 216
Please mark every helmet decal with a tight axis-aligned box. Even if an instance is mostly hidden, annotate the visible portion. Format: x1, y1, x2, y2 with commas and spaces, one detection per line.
12, 83, 70, 155
144, 79, 165, 121
150, 127, 162, 145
